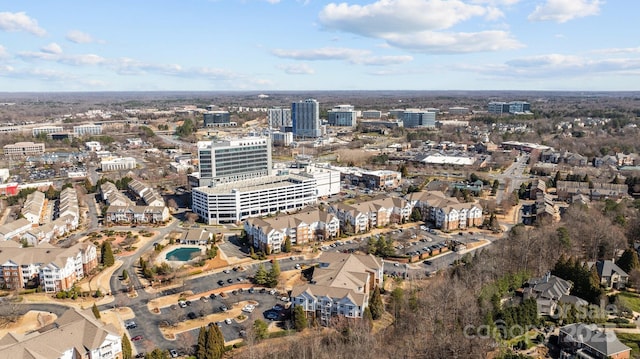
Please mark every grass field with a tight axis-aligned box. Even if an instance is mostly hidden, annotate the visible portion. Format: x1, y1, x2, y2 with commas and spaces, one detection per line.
618, 291, 640, 313
616, 333, 640, 358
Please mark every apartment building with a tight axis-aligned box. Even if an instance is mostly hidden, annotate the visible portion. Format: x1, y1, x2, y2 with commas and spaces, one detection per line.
244, 207, 340, 253
292, 99, 321, 138
0, 218, 33, 241
100, 182, 133, 207
128, 179, 165, 206
104, 205, 170, 224
329, 196, 413, 233
406, 190, 483, 231
192, 174, 317, 224
0, 241, 97, 292
0, 308, 122, 359
3, 142, 45, 156
268, 107, 292, 129
291, 252, 383, 325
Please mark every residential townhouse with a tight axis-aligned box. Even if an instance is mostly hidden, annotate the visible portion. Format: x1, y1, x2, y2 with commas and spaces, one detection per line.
291, 252, 383, 325
128, 179, 165, 207
22, 190, 46, 225
0, 218, 33, 241
180, 228, 213, 245
104, 205, 170, 224
587, 260, 629, 290
0, 241, 97, 292
406, 190, 483, 231
556, 181, 628, 201
244, 207, 340, 253
0, 307, 122, 359
100, 182, 133, 207
329, 196, 412, 233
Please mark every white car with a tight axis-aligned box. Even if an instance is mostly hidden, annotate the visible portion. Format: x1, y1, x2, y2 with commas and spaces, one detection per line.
242, 304, 255, 313
294, 263, 301, 270
170, 349, 179, 358
225, 318, 232, 325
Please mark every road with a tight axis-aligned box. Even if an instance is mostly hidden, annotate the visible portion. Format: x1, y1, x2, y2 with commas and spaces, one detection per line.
494, 153, 529, 204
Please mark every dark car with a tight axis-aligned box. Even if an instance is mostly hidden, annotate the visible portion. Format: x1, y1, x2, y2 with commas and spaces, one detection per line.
217, 280, 224, 286
265, 311, 279, 320
219, 305, 228, 312
209, 293, 217, 299
231, 290, 238, 295
248, 288, 255, 294
187, 312, 197, 320
227, 278, 233, 283
135, 353, 145, 358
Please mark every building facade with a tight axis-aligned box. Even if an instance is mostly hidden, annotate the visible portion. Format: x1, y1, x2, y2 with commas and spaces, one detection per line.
292, 99, 321, 138
402, 109, 436, 128
268, 107, 292, 129
3, 142, 45, 156
192, 174, 317, 224
327, 105, 357, 127
197, 136, 272, 186
32, 126, 64, 137
73, 124, 102, 136
203, 111, 231, 127
100, 157, 137, 172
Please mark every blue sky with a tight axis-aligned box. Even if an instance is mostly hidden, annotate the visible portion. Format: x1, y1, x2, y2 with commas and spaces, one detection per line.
0, 0, 637, 92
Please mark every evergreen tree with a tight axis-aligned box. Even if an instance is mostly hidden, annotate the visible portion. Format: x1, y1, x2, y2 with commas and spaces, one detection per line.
205, 325, 220, 359
491, 179, 500, 195
283, 237, 292, 253
254, 264, 268, 286
616, 249, 640, 273
121, 334, 132, 359
369, 286, 384, 320
196, 326, 207, 359
267, 260, 280, 287
145, 348, 169, 359
253, 319, 269, 340
293, 305, 308, 331
101, 241, 115, 267
122, 269, 129, 280
92, 303, 101, 319
410, 207, 422, 222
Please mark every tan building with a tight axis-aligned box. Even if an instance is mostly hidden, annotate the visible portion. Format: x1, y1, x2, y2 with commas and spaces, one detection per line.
0, 307, 122, 359
329, 195, 413, 233
3, 141, 45, 156
407, 190, 483, 231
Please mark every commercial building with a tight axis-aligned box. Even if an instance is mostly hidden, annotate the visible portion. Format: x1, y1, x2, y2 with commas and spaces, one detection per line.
291, 252, 383, 325
192, 174, 317, 224
32, 126, 63, 137
488, 101, 531, 115
327, 105, 357, 127
3, 142, 45, 156
0, 307, 122, 359
203, 111, 232, 127
0, 241, 97, 293
448, 106, 470, 115
268, 107, 292, 129
100, 157, 137, 172
271, 131, 294, 147
85, 141, 101, 151
197, 136, 272, 186
402, 109, 436, 128
292, 99, 321, 138
73, 123, 102, 135
361, 110, 382, 119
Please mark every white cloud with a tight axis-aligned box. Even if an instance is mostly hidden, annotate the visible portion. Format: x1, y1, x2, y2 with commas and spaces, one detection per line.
0, 45, 8, 58
319, 0, 489, 36
272, 47, 369, 61
18, 50, 106, 66
41, 43, 62, 55
272, 47, 414, 65
528, 0, 601, 23
66, 30, 99, 44
384, 30, 523, 53
0, 12, 46, 36
278, 63, 315, 75
591, 47, 640, 55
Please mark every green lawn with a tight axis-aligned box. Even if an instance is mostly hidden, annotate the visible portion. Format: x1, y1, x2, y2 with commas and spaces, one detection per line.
615, 333, 640, 358
618, 292, 640, 313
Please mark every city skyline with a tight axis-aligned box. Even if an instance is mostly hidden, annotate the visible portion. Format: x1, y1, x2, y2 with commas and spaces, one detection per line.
0, 1, 637, 92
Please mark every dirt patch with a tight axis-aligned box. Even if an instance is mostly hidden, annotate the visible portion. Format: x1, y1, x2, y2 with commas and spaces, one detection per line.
99, 307, 135, 336
280, 270, 305, 292
0, 311, 57, 338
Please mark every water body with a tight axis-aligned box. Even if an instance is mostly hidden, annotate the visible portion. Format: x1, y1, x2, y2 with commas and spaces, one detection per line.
165, 247, 201, 261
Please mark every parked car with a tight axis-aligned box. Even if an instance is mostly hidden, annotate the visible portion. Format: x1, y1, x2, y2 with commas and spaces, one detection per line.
225, 318, 232, 325
217, 280, 224, 286
187, 312, 197, 320
170, 349, 179, 358
132, 335, 143, 341
219, 305, 228, 312
178, 301, 187, 308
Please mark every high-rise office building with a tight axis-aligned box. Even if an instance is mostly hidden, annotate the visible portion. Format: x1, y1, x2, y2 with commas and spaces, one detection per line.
402, 109, 436, 128
197, 136, 272, 186
291, 99, 321, 138
488, 101, 531, 115
327, 105, 357, 127
268, 107, 292, 129
203, 111, 231, 127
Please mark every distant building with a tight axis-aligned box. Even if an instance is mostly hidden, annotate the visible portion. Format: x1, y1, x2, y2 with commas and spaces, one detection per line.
100, 157, 137, 172
268, 107, 292, 129
361, 110, 381, 119
448, 106, 469, 115
488, 101, 531, 115
327, 105, 357, 127
292, 99, 321, 138
558, 323, 631, 359
85, 141, 101, 151
203, 111, 231, 127
271, 131, 294, 147
3, 142, 45, 156
73, 123, 102, 136
402, 109, 436, 128
32, 126, 63, 137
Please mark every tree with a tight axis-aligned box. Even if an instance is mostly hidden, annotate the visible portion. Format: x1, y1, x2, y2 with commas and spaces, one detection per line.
617, 249, 640, 274
122, 269, 129, 281
145, 349, 169, 359
491, 180, 500, 195
253, 319, 269, 340
196, 326, 207, 359
254, 264, 268, 286
293, 305, 308, 331
410, 207, 422, 222
92, 303, 101, 319
121, 334, 132, 359
283, 237, 292, 253
101, 241, 115, 267
369, 286, 384, 320
267, 260, 280, 288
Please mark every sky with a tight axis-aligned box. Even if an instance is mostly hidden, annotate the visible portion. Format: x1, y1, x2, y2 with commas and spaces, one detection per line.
0, 0, 638, 92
